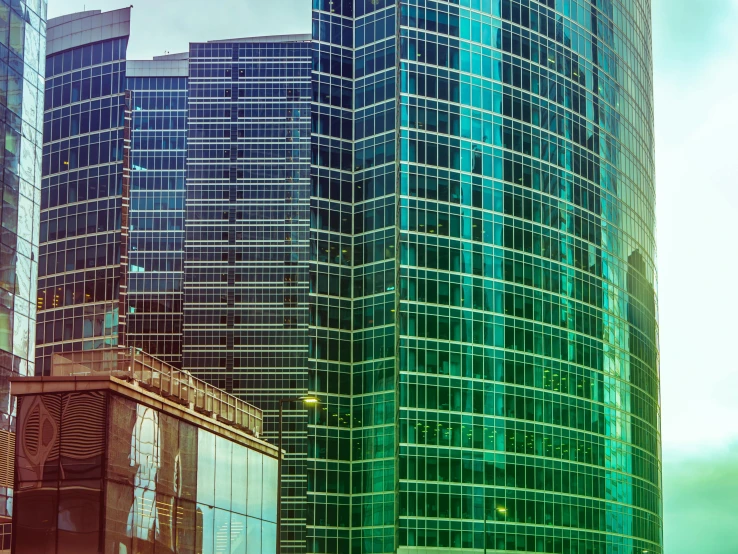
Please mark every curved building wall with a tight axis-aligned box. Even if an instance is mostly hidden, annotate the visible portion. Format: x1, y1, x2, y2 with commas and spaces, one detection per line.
37, 9, 131, 375
396, 0, 659, 553
309, 0, 659, 553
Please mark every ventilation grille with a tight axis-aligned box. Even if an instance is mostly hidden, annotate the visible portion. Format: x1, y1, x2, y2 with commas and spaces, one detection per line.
60, 392, 106, 462
0, 429, 15, 489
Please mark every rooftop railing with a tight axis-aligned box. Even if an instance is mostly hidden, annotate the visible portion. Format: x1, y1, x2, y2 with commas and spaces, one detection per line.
50, 348, 263, 437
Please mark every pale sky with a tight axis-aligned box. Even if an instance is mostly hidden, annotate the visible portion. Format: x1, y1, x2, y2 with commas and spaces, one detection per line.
48, 0, 738, 550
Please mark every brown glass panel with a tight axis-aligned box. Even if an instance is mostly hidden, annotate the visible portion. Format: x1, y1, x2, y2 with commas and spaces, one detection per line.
155, 493, 175, 553
133, 534, 156, 554
104, 481, 133, 554
132, 406, 161, 493
178, 421, 197, 501
15, 395, 61, 483
175, 498, 196, 554
107, 394, 137, 485
131, 487, 156, 554
158, 412, 179, 497
13, 484, 58, 553
57, 481, 101, 554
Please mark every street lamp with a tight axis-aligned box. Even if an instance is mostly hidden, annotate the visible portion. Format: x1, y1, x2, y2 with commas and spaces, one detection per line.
276, 396, 319, 554
483, 506, 487, 554
484, 504, 507, 553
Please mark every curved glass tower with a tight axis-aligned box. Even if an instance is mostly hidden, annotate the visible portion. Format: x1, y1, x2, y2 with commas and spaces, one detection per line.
37, 9, 131, 375
309, 0, 660, 553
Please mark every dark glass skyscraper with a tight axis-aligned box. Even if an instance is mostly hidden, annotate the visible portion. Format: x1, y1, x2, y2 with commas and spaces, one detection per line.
39, 10, 192, 378
39, 13, 316, 550
124, 56, 188, 368
182, 36, 312, 553
0, 0, 46, 541
308, 0, 660, 553
37, 9, 130, 374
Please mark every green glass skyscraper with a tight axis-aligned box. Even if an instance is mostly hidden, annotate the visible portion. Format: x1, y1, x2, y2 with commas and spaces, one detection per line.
308, 0, 660, 553
39, 2, 661, 552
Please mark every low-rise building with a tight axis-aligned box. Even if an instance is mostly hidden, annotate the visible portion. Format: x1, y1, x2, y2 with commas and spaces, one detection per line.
10, 348, 279, 554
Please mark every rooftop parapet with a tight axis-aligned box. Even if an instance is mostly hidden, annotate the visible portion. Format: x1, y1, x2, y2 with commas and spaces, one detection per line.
47, 6, 131, 56
48, 348, 263, 438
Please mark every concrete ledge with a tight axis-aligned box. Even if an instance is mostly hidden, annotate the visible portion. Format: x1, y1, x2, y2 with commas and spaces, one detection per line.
48, 10, 103, 28
47, 7, 132, 56
207, 33, 312, 44
127, 59, 189, 77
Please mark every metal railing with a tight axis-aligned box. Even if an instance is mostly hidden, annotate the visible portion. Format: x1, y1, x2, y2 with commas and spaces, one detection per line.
50, 348, 262, 437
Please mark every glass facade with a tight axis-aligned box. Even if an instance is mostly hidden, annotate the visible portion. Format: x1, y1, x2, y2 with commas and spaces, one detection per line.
40, 3, 661, 552
0, 0, 46, 540
307, 5, 355, 553
37, 31, 129, 374
182, 39, 312, 553
309, 0, 660, 553
39, 10, 189, 375
125, 73, 188, 367
13, 388, 279, 553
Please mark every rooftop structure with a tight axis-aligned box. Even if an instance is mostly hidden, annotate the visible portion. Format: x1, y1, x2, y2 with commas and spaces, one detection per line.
46, 348, 264, 438
46, 7, 131, 56
11, 348, 279, 554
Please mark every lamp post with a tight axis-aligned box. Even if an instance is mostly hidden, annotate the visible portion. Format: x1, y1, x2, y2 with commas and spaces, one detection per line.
276, 396, 319, 554
483, 504, 507, 553
483, 509, 487, 554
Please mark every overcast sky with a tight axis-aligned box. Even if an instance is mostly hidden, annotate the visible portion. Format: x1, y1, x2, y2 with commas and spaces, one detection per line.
47, 0, 738, 551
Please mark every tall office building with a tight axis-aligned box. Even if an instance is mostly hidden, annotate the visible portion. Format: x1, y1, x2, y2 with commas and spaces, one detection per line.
124, 55, 188, 367
307, 5, 355, 553
39, 13, 315, 550
37, 8, 130, 374
0, 0, 47, 547
307, 0, 661, 553
38, 8, 188, 371
182, 36, 312, 553
41, 3, 662, 553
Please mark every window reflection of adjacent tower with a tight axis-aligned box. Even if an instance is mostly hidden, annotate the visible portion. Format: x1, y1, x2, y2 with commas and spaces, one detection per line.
127, 405, 161, 545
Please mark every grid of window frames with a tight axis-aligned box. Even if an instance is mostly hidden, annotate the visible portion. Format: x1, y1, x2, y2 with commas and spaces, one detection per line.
182, 39, 312, 554
308, 1, 356, 553
125, 75, 187, 368
0, 0, 47, 539
37, 36, 129, 375
396, 0, 660, 553
310, 0, 660, 552
349, 0, 400, 553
